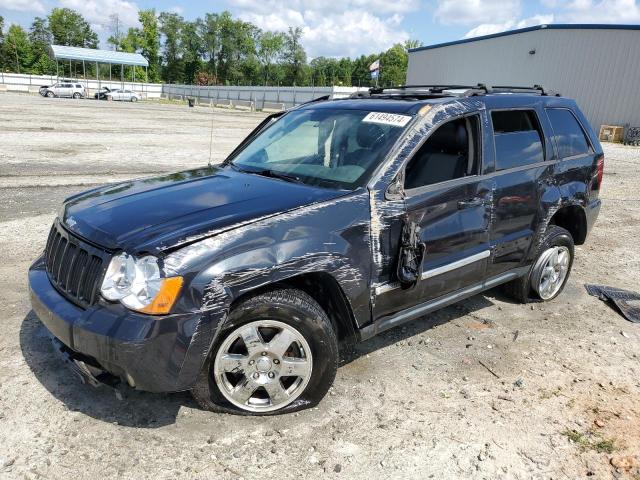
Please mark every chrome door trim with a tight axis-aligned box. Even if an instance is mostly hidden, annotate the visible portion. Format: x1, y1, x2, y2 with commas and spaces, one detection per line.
421, 249, 490, 280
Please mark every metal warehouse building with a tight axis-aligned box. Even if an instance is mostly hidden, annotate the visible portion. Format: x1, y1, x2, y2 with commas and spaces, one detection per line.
406, 24, 640, 132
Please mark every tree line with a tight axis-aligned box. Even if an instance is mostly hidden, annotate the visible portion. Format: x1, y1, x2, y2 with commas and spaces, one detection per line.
0, 8, 422, 87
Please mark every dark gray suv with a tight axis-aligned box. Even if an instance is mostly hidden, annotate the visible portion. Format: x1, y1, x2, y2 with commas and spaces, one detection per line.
29, 85, 603, 414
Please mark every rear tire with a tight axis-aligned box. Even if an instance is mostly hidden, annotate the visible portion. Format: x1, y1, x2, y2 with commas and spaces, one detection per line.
192, 288, 338, 415
502, 226, 574, 303
73, 92, 81, 99
131, 97, 138, 102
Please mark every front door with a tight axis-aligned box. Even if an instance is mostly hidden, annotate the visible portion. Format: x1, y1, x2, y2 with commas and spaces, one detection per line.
374, 113, 491, 321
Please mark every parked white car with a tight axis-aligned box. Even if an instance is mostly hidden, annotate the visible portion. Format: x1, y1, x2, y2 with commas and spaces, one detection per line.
106, 89, 142, 102
44, 83, 85, 99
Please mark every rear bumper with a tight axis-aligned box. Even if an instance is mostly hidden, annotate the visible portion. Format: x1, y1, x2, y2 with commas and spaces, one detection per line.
585, 198, 601, 239
28, 255, 210, 392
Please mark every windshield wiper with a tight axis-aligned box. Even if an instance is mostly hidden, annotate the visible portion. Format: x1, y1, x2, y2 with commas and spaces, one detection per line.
230, 164, 304, 184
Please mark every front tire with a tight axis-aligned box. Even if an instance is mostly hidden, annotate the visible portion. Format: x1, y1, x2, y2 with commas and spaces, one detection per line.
502, 226, 574, 303
192, 289, 338, 415
46, 91, 54, 98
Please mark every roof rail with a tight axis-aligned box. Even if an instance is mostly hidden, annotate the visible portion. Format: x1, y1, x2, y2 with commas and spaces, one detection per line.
348, 83, 561, 99
490, 85, 561, 96
359, 84, 489, 98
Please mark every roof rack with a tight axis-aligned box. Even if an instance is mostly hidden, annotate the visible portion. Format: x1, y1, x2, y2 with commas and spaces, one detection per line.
351, 83, 560, 99
363, 84, 489, 98
490, 85, 561, 96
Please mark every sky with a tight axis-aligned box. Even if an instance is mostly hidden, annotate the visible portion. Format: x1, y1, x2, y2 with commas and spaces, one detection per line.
1, 0, 640, 58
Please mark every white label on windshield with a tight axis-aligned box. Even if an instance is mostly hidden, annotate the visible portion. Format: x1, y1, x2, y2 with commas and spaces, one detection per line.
363, 112, 412, 127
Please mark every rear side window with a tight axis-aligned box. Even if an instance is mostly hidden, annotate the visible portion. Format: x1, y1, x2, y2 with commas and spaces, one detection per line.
546, 108, 591, 158
491, 110, 544, 170
75, 84, 81, 88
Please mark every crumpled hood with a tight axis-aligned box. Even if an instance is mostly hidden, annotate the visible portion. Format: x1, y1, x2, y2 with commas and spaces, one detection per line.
61, 166, 346, 254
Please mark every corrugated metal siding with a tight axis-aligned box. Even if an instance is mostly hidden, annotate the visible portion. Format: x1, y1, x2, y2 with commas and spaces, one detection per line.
406, 29, 640, 131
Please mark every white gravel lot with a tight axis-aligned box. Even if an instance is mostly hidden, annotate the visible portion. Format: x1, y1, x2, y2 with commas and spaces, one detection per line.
0, 92, 639, 479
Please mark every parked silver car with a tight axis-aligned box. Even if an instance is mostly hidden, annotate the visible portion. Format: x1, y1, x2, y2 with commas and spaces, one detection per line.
44, 83, 85, 99
106, 89, 142, 102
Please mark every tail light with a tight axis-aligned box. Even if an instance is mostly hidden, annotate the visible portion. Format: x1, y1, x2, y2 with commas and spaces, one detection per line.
595, 156, 604, 189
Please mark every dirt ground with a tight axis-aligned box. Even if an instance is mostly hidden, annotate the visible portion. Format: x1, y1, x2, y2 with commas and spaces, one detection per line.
0, 92, 638, 479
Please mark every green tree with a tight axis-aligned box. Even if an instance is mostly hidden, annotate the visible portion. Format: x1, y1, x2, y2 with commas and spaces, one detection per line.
159, 11, 184, 83
257, 31, 284, 85
139, 9, 161, 82
200, 13, 219, 81
107, 13, 124, 51
48, 8, 98, 48
379, 43, 408, 86
0, 16, 7, 71
29, 17, 56, 74
282, 27, 306, 85
403, 39, 423, 51
181, 19, 203, 84
2, 24, 32, 74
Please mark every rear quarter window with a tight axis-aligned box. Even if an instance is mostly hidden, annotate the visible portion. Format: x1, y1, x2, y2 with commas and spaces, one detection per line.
546, 108, 592, 158
491, 110, 545, 171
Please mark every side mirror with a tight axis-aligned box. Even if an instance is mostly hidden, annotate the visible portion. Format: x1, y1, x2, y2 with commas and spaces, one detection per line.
385, 169, 405, 200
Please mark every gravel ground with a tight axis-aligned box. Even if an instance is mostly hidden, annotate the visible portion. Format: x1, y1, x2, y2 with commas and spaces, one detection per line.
0, 92, 638, 479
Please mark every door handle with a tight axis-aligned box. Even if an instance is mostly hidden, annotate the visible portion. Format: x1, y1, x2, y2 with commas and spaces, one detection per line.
457, 197, 485, 209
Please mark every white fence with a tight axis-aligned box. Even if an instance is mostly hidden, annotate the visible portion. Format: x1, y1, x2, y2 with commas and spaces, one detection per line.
0, 72, 163, 98
162, 84, 367, 111
0, 73, 368, 108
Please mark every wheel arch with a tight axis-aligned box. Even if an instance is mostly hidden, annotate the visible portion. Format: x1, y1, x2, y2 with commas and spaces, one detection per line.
227, 271, 360, 349
549, 204, 587, 245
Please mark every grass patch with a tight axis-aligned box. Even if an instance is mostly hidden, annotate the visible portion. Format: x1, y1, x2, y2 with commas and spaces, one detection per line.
562, 429, 617, 454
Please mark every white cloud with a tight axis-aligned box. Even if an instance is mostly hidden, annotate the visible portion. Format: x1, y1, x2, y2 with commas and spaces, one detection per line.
59, 0, 141, 29
464, 14, 554, 38
168, 5, 184, 15
230, 0, 416, 57
0, 0, 45, 14
434, 0, 521, 25
553, 0, 640, 23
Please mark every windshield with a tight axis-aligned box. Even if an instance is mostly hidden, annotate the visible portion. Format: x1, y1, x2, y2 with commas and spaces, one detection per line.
229, 108, 412, 189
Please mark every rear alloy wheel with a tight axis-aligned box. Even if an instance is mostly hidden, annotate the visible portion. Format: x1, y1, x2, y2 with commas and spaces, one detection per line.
531, 245, 571, 300
502, 225, 574, 302
73, 92, 81, 99
131, 96, 138, 102
192, 289, 338, 415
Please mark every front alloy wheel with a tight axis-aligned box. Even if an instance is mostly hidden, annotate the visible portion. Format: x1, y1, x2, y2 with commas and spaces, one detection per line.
213, 320, 313, 412
191, 289, 338, 415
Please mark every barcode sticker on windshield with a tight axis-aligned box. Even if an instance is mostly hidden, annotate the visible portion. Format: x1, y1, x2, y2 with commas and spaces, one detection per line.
363, 112, 412, 127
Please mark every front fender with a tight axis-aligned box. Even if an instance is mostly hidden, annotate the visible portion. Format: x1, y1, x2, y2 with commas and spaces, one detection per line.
167, 191, 372, 389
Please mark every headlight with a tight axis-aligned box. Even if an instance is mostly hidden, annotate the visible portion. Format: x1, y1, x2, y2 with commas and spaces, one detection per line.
101, 253, 183, 315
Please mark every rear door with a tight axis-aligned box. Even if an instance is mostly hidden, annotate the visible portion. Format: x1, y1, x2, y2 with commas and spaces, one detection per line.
374, 112, 492, 320
61, 83, 73, 97
486, 107, 554, 277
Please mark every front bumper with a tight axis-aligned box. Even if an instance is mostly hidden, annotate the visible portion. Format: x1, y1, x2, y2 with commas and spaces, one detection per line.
28, 255, 210, 392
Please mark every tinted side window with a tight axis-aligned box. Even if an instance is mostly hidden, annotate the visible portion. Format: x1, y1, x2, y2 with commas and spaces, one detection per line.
405, 115, 480, 189
491, 110, 544, 170
546, 108, 591, 158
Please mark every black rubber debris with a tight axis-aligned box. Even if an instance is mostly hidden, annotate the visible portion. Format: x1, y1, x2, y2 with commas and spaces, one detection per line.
585, 284, 640, 323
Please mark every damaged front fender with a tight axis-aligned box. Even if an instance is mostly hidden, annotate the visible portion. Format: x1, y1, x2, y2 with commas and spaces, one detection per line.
163, 191, 373, 389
